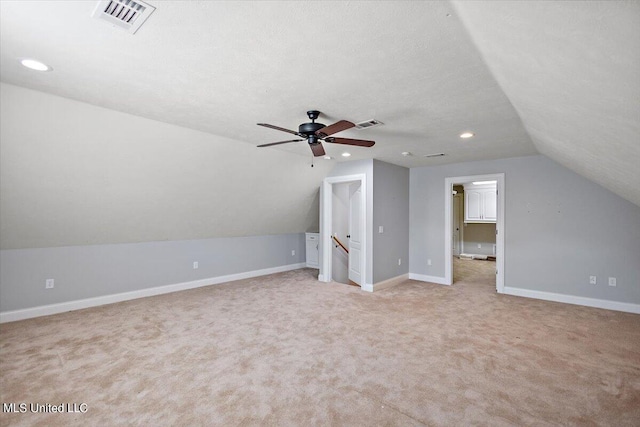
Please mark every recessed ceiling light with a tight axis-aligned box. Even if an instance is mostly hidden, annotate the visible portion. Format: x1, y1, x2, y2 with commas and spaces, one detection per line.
401, 151, 412, 157
324, 156, 332, 160
20, 58, 52, 72
460, 132, 474, 139
341, 152, 351, 157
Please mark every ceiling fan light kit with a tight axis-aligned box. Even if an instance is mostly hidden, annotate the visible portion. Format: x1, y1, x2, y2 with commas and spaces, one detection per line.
257, 110, 375, 157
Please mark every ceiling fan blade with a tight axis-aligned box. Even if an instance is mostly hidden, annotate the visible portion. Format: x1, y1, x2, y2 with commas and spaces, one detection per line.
310, 143, 326, 157
257, 123, 303, 136
316, 120, 355, 138
325, 137, 375, 147
257, 139, 304, 147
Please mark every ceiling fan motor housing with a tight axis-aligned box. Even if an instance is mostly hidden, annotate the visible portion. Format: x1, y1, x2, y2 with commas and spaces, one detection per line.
299, 122, 326, 139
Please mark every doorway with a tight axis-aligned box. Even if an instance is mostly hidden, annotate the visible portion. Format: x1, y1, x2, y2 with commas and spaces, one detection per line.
330, 182, 362, 285
444, 174, 505, 293
319, 174, 367, 289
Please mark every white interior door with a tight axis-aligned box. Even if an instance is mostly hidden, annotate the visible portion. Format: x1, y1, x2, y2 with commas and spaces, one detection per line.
348, 184, 363, 285
453, 193, 462, 256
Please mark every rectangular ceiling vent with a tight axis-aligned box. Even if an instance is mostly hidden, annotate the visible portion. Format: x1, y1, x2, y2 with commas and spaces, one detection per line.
355, 119, 383, 130
423, 153, 446, 158
92, 0, 155, 34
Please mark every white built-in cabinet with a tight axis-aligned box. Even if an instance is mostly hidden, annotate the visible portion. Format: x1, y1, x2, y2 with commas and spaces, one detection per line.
463, 184, 497, 223
305, 233, 319, 269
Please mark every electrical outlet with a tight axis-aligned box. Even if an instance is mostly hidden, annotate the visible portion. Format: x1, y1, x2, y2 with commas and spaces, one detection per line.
427, 259, 432, 266
398, 258, 402, 266
589, 276, 597, 285
477, 244, 482, 249
379, 226, 384, 233
193, 261, 198, 269
291, 250, 295, 256
45, 279, 54, 289
608, 277, 616, 287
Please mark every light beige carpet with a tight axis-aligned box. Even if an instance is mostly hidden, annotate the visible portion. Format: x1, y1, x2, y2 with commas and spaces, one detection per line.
1, 266, 639, 426
453, 256, 496, 286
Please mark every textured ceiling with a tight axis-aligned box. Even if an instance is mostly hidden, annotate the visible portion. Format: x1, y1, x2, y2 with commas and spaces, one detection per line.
0, 1, 637, 205
453, 1, 640, 207
0, 1, 535, 168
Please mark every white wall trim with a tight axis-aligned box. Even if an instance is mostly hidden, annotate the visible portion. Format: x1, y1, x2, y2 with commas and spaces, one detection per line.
503, 286, 640, 314
445, 173, 504, 292
408, 273, 449, 285
370, 273, 409, 292
361, 283, 374, 292
0, 262, 305, 323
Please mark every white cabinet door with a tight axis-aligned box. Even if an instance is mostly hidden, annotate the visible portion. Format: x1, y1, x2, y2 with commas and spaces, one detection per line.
465, 190, 483, 221
305, 233, 319, 268
464, 184, 497, 223
483, 189, 497, 221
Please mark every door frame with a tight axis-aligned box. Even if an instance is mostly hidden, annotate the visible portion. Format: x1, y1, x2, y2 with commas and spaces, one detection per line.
347, 183, 363, 285
319, 174, 367, 289
444, 173, 505, 292
452, 192, 464, 256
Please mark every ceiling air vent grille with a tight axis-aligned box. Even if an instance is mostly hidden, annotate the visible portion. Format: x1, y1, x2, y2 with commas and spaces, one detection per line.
355, 119, 383, 130
423, 153, 446, 158
92, 0, 155, 34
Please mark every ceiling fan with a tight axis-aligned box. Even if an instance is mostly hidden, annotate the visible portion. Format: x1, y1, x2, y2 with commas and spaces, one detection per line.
257, 110, 375, 157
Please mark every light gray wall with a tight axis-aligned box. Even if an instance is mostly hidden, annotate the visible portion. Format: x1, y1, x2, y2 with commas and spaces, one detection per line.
410, 155, 640, 304
372, 160, 410, 283
0, 83, 332, 250
0, 234, 305, 312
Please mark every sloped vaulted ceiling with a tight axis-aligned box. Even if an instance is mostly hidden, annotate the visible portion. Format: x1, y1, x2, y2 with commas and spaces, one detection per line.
453, 1, 640, 206
0, 1, 638, 249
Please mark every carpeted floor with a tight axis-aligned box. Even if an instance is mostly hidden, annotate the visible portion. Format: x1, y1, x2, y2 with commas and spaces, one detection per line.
1, 265, 639, 426
453, 256, 496, 286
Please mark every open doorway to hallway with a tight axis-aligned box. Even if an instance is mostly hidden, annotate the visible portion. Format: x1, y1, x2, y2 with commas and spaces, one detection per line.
452, 183, 496, 287
330, 181, 362, 287
320, 173, 367, 290
444, 173, 504, 293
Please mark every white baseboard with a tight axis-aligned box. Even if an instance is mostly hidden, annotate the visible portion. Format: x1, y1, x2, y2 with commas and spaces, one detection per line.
0, 263, 306, 323
372, 274, 409, 292
408, 273, 449, 286
502, 286, 640, 314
